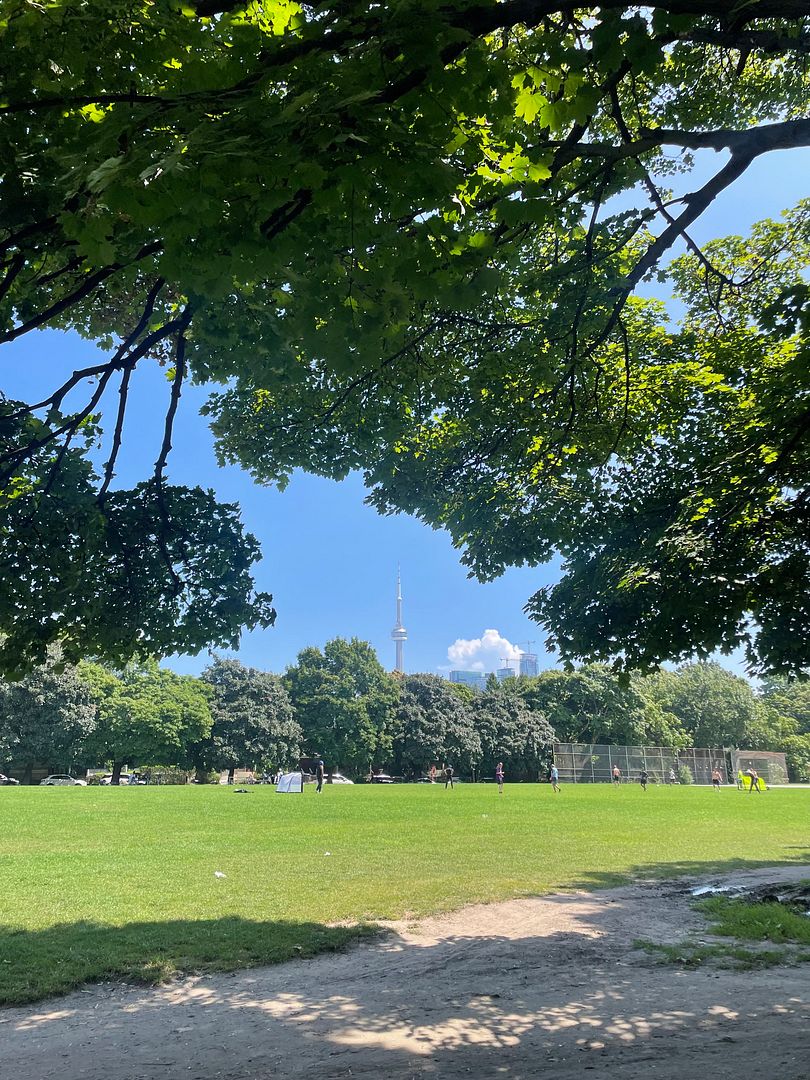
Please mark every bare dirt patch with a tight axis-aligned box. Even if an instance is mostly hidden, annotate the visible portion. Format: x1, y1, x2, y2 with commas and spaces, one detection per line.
1, 865, 807, 1079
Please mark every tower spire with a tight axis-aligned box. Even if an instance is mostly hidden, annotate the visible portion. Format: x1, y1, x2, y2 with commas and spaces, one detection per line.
391, 565, 407, 673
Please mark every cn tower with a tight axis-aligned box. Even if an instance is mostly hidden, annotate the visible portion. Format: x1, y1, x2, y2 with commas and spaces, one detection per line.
391, 566, 407, 672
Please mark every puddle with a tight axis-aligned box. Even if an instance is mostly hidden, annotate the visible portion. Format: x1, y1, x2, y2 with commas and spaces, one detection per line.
691, 881, 810, 914
690, 885, 736, 897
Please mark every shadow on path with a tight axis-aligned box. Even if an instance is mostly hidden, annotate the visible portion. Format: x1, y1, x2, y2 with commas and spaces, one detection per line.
0, 862, 808, 1079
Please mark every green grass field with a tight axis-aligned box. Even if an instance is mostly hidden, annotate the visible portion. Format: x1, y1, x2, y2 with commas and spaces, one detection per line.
1, 783, 807, 1004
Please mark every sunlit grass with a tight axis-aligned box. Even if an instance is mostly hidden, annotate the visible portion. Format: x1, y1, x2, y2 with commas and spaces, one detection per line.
1, 783, 807, 1003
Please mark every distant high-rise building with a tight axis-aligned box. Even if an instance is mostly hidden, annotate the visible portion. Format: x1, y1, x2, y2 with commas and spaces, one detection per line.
449, 670, 486, 691
391, 567, 407, 672
519, 652, 539, 677
496, 667, 516, 681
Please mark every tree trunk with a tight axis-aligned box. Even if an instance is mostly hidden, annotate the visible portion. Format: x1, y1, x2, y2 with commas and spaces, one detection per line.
227, 766, 235, 784
111, 762, 123, 785
23, 763, 33, 786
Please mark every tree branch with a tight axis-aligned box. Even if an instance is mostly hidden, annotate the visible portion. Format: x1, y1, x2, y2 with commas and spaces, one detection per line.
0, 240, 163, 345
98, 277, 168, 501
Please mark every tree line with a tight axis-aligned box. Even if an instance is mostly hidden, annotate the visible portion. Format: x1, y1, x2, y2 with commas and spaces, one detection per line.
1, 640, 808, 783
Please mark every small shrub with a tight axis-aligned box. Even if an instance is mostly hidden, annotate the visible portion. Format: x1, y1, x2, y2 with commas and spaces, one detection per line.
677, 764, 694, 785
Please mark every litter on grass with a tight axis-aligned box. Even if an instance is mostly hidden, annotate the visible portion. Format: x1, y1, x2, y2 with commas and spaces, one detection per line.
214, 871, 227, 879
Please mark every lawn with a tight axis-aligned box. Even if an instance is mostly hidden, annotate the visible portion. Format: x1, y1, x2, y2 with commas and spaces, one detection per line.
1, 783, 807, 1004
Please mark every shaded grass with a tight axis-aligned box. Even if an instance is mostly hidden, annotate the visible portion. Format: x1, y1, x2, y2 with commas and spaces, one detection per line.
634, 939, 791, 970
0, 783, 807, 1004
638, 880, 810, 971
697, 894, 810, 945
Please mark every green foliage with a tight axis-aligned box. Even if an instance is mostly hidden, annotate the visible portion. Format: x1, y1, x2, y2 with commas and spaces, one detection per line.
760, 677, 810, 734
677, 764, 694, 785
0, 408, 275, 676
81, 660, 212, 773
193, 657, 301, 773
0, 648, 96, 777
520, 665, 686, 748
1, 2, 809, 674
471, 680, 553, 781
391, 673, 479, 777
283, 638, 399, 774
642, 663, 761, 748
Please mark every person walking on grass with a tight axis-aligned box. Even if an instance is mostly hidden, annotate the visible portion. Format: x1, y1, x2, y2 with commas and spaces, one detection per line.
315, 757, 325, 794
550, 763, 560, 793
444, 764, 455, 790
639, 769, 648, 792
612, 765, 621, 786
495, 761, 504, 795
712, 767, 723, 790
746, 767, 760, 793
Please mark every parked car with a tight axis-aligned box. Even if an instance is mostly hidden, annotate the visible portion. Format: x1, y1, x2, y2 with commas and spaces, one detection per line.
100, 773, 146, 785
328, 773, 354, 785
369, 773, 395, 784
0, 773, 19, 786
39, 774, 87, 786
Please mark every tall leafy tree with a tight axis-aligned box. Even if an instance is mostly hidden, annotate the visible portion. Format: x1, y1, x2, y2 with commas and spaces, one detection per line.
81, 660, 212, 782
0, 648, 96, 781
192, 657, 301, 779
472, 680, 554, 782
642, 663, 763, 749
521, 666, 686, 748
284, 638, 398, 775
391, 673, 479, 778
2, 2, 809, 674
760, 676, 810, 734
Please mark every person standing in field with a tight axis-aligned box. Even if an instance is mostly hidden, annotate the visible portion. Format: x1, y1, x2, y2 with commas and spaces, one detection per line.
550, 763, 560, 793
315, 757, 325, 794
612, 765, 621, 786
429, 764, 437, 784
712, 767, 722, 790
639, 769, 648, 792
444, 764, 455, 789
495, 761, 504, 794
746, 767, 760, 793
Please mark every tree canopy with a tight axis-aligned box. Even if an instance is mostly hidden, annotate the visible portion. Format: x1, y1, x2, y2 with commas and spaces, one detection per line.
391, 672, 481, 778
81, 659, 212, 780
2, 1, 809, 673
192, 656, 301, 775
283, 637, 399, 773
0, 647, 96, 780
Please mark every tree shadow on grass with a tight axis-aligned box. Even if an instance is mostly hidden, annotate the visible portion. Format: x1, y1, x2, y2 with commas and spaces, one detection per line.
0, 918, 380, 1007
1, 871, 809, 1080
1, 851, 807, 1009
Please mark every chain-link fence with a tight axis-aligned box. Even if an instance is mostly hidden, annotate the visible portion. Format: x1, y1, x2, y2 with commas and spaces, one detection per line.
552, 743, 730, 785
731, 750, 789, 786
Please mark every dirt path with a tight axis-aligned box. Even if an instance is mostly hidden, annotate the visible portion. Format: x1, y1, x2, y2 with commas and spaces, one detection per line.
1, 865, 807, 1080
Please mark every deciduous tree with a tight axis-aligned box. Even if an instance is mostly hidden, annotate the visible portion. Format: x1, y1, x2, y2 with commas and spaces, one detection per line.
0, 648, 96, 781
81, 660, 212, 782
472, 680, 553, 781
2, 2, 809, 672
391, 673, 479, 778
283, 638, 398, 775
192, 657, 301, 779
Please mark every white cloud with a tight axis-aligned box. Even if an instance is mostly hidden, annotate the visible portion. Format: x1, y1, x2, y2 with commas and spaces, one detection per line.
447, 629, 522, 673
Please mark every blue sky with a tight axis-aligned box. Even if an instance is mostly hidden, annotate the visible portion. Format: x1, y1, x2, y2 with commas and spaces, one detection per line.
4, 147, 809, 679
